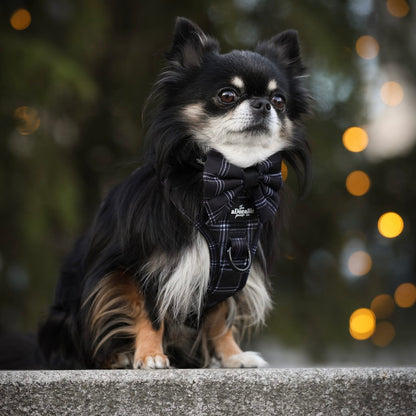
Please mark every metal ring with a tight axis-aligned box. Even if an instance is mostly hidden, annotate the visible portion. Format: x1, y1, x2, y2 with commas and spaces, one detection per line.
227, 246, 252, 273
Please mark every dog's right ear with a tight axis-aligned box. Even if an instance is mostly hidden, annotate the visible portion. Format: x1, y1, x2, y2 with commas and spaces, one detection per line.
167, 17, 219, 68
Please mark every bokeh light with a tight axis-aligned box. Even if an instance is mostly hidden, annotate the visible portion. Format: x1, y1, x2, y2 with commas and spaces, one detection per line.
348, 251, 372, 277
394, 283, 416, 308
380, 81, 404, 106
13, 107, 40, 135
349, 308, 376, 340
355, 35, 379, 60
342, 127, 369, 152
377, 212, 404, 238
13, 106, 40, 135
371, 321, 396, 347
10, 8, 31, 31
371, 294, 395, 319
345, 170, 371, 196
281, 160, 288, 181
386, 0, 410, 18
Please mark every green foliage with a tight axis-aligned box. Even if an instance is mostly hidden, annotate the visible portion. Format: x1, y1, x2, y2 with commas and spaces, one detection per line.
0, 37, 97, 106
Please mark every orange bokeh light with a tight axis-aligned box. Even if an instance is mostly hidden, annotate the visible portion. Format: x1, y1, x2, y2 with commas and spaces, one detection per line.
346, 171, 371, 196
349, 308, 376, 340
386, 0, 410, 18
13, 106, 40, 135
377, 212, 404, 238
281, 161, 288, 181
371, 294, 395, 319
371, 321, 395, 347
342, 127, 369, 153
356, 35, 379, 60
10, 8, 31, 31
394, 283, 416, 308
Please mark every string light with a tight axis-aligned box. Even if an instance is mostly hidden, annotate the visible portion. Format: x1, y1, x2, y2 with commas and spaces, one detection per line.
349, 308, 376, 340
377, 212, 404, 238
355, 35, 379, 60
394, 283, 416, 308
345, 170, 371, 196
342, 127, 369, 152
10, 8, 31, 31
386, 0, 410, 18
13, 106, 40, 135
371, 294, 395, 319
371, 321, 395, 347
380, 81, 404, 106
347, 251, 372, 277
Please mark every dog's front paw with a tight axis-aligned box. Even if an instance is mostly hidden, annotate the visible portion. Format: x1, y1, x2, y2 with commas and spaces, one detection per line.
133, 353, 170, 370
221, 351, 268, 368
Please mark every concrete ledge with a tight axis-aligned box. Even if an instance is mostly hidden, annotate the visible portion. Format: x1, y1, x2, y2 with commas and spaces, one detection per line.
1, 368, 416, 415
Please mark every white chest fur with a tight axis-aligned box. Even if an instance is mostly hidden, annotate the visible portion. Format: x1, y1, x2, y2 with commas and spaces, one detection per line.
142, 232, 271, 326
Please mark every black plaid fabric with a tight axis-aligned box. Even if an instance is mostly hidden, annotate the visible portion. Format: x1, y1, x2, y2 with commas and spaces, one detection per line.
203, 149, 283, 224
197, 150, 283, 311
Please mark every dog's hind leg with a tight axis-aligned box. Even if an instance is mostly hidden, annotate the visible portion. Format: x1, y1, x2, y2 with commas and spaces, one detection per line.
204, 301, 268, 368
86, 273, 169, 369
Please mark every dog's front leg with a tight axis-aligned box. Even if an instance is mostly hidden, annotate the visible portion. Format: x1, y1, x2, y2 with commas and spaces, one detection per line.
133, 303, 169, 370
205, 301, 268, 368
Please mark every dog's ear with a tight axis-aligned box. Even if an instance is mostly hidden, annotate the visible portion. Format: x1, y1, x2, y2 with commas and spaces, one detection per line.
256, 30, 305, 75
167, 17, 219, 68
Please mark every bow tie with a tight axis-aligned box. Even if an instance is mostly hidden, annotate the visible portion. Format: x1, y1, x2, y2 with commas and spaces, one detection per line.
203, 150, 283, 224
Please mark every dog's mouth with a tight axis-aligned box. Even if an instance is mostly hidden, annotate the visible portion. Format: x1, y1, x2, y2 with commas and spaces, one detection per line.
229, 115, 274, 136
230, 107, 277, 136
237, 122, 271, 135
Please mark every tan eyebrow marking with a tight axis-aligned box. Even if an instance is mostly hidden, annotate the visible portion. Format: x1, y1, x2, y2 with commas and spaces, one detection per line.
268, 79, 277, 91
231, 76, 245, 90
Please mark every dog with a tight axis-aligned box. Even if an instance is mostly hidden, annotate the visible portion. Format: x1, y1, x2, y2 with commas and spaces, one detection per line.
36, 17, 310, 369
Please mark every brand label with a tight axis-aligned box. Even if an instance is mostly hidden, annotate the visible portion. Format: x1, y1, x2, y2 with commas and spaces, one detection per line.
231, 204, 255, 218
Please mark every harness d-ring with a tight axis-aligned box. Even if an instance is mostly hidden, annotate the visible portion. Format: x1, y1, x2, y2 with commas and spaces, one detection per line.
227, 245, 252, 272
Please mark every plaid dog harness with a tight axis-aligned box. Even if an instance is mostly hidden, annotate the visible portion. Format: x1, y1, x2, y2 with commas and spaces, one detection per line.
198, 149, 283, 311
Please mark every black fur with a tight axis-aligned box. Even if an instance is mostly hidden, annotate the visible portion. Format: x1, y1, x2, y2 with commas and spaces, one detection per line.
1, 17, 310, 369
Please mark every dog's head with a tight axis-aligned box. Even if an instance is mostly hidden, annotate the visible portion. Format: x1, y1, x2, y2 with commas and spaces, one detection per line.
148, 17, 310, 181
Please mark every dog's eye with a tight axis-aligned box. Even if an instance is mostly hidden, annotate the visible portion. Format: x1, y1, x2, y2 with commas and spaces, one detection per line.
218, 90, 238, 104
271, 95, 286, 111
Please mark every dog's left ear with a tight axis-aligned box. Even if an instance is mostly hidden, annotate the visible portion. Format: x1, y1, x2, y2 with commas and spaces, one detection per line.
167, 17, 219, 68
256, 30, 305, 75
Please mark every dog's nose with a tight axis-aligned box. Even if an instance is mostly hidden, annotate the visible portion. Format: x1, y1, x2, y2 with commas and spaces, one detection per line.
250, 98, 271, 115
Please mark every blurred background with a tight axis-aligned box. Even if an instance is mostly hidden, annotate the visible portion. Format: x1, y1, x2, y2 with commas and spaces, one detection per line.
1, 0, 415, 366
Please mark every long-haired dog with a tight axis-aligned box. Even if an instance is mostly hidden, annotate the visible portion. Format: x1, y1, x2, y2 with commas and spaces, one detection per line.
37, 17, 310, 369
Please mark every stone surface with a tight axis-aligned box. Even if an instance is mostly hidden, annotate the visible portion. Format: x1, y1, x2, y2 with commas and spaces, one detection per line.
1, 368, 416, 415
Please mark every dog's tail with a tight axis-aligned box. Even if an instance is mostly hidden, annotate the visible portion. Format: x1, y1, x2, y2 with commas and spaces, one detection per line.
0, 331, 46, 370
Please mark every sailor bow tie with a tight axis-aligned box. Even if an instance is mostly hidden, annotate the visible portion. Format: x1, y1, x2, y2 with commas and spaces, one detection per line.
203, 149, 283, 224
